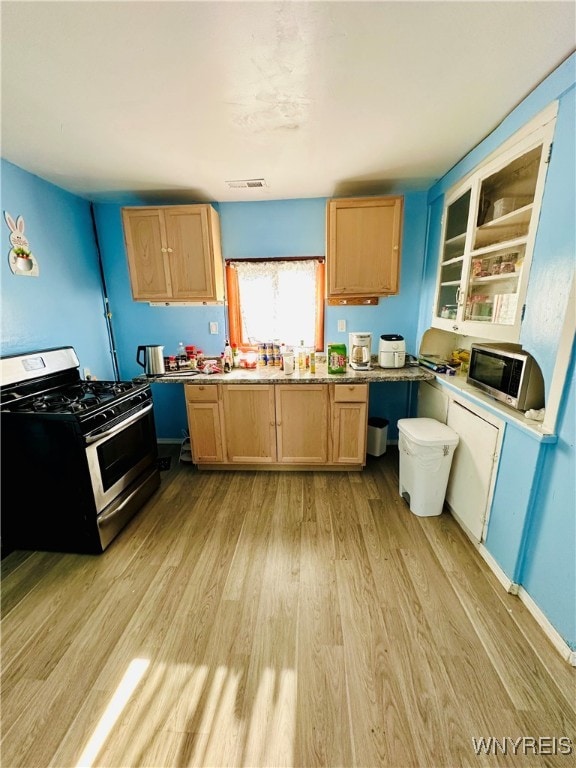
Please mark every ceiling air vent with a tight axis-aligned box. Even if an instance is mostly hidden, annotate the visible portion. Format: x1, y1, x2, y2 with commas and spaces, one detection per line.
225, 178, 268, 189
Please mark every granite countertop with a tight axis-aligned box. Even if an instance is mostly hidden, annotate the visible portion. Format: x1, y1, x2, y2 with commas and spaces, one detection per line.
138, 361, 435, 385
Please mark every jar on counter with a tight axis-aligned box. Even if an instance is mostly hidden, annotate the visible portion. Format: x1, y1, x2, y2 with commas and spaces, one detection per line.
283, 352, 295, 375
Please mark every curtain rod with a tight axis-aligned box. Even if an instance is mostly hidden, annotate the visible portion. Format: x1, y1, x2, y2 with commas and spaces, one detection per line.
226, 256, 324, 265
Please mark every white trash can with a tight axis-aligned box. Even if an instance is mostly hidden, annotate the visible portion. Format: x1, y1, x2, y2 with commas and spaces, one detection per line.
397, 417, 459, 517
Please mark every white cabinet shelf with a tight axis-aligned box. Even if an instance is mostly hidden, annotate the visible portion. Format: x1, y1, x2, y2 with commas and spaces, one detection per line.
431, 106, 557, 342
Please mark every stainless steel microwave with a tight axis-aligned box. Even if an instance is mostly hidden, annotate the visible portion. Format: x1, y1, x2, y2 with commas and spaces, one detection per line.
467, 344, 545, 411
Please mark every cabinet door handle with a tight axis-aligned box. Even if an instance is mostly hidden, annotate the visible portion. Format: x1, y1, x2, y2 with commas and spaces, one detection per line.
167, 248, 173, 253
161, 247, 167, 253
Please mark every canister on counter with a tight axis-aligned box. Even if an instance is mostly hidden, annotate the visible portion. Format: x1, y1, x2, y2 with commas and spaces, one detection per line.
328, 343, 347, 374
283, 352, 294, 375
258, 343, 267, 366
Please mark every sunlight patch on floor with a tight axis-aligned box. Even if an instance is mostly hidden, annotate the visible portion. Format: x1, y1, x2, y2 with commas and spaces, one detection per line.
74, 658, 297, 767
75, 658, 150, 768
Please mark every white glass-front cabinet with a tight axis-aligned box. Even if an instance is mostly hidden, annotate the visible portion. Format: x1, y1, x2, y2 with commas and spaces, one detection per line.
432, 106, 557, 342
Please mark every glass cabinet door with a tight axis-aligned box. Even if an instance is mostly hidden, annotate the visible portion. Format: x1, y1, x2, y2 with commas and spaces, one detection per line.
431, 103, 555, 342
464, 145, 542, 326
435, 189, 471, 321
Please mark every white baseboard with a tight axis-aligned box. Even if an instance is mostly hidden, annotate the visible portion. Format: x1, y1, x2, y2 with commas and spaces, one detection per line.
478, 544, 575, 665
517, 586, 576, 666
478, 544, 518, 593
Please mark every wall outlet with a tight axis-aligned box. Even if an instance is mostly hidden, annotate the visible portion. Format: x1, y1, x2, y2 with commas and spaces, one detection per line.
83, 367, 91, 380
209, 322, 218, 334
338, 319, 346, 332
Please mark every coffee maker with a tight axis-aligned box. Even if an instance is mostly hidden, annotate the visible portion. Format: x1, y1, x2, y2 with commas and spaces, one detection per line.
348, 332, 372, 370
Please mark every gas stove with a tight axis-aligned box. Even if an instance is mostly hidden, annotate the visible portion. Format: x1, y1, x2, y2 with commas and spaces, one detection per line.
0, 348, 152, 438
1, 346, 160, 554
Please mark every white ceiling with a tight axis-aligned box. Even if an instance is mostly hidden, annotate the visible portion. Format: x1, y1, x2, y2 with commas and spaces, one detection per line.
2, 1, 575, 204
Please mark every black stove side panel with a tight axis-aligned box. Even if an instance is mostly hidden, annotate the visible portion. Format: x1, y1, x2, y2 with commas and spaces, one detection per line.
1, 416, 104, 555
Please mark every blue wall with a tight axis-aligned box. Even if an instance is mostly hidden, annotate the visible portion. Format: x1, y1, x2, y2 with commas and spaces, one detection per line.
0, 160, 114, 378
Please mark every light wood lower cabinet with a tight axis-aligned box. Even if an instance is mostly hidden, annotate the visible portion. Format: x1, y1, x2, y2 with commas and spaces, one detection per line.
275, 385, 328, 463
221, 384, 277, 463
184, 384, 225, 463
330, 384, 368, 464
185, 382, 368, 469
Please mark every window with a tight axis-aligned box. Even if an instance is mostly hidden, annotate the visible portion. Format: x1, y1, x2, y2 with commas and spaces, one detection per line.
226, 258, 325, 350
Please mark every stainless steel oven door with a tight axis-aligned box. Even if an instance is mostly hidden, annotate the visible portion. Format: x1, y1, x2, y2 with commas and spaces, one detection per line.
85, 403, 157, 515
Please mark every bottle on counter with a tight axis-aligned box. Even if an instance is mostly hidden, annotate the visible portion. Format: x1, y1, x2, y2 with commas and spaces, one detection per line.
298, 339, 307, 372
176, 341, 187, 368
310, 349, 316, 374
232, 343, 240, 368
224, 339, 233, 371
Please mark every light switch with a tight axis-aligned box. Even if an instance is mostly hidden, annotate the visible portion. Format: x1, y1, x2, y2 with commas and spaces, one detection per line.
209, 322, 218, 334
338, 319, 346, 332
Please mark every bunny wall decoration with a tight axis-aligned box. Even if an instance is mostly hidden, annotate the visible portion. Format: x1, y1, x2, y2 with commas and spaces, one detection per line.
4, 211, 39, 276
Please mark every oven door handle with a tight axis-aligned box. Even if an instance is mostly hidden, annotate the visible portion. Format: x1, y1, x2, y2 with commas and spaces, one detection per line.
85, 403, 153, 445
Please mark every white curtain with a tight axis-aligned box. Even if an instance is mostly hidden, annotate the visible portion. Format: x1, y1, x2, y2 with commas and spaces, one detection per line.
233, 260, 317, 347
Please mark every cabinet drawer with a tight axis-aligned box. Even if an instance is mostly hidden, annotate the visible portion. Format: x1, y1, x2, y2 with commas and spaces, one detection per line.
333, 384, 368, 402
185, 384, 219, 401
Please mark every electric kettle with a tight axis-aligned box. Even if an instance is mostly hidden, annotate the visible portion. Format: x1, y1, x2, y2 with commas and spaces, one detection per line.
136, 345, 165, 376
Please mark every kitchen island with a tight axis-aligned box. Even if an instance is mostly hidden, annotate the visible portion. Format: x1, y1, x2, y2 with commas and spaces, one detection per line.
139, 363, 434, 471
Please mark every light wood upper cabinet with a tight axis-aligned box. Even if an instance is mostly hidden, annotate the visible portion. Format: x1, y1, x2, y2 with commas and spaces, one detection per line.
326, 196, 403, 298
122, 204, 224, 303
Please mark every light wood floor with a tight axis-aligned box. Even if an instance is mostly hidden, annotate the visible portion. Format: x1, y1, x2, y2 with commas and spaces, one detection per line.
1, 447, 574, 768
